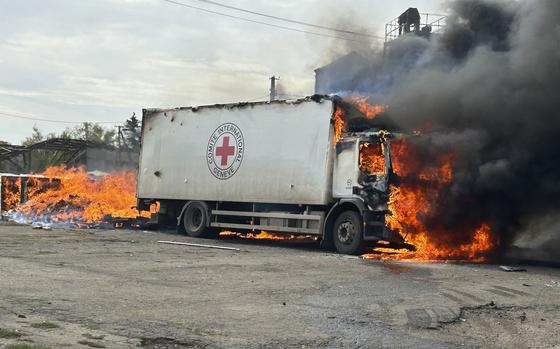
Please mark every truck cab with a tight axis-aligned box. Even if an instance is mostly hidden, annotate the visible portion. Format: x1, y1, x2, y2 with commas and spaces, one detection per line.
327, 131, 403, 254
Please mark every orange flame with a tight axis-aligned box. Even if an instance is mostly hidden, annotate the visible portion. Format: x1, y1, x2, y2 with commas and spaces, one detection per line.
220, 231, 317, 241
332, 99, 497, 261
361, 139, 497, 262
350, 97, 385, 119
0, 176, 53, 212
363, 223, 495, 262
332, 106, 345, 142
331, 98, 385, 142
1, 177, 21, 211
360, 142, 385, 174
15, 166, 147, 224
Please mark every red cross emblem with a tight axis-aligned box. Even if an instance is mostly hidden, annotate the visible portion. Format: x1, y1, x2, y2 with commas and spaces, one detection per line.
215, 136, 235, 166
207, 123, 244, 180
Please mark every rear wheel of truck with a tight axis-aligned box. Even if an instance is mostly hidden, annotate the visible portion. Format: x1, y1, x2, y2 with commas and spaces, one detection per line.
182, 201, 212, 238
333, 210, 364, 255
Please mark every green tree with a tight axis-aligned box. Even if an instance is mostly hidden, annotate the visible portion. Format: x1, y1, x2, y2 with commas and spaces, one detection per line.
20, 125, 50, 171
123, 113, 141, 151
19, 123, 117, 172
22, 125, 44, 146
60, 122, 116, 146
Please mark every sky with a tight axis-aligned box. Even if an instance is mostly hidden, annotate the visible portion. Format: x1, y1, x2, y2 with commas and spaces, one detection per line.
0, 0, 443, 144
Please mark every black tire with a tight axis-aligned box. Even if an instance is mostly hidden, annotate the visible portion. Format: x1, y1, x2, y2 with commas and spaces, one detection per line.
182, 201, 211, 238
332, 210, 364, 255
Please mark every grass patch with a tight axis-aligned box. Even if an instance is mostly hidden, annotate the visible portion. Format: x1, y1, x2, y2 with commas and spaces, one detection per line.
77, 340, 106, 348
82, 333, 105, 340
80, 323, 100, 330
35, 251, 57, 255
6, 345, 50, 349
188, 326, 215, 337
30, 322, 59, 329
0, 328, 25, 338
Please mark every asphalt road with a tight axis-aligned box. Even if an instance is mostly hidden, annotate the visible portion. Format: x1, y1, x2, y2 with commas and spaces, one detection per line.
1, 222, 559, 349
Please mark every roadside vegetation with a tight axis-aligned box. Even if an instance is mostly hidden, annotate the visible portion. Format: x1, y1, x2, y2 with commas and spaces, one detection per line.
0, 328, 25, 338
6, 345, 50, 349
29, 322, 60, 329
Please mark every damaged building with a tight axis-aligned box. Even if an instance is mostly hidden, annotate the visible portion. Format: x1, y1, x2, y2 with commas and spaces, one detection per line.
314, 8, 446, 94
0, 138, 138, 174
0, 139, 139, 216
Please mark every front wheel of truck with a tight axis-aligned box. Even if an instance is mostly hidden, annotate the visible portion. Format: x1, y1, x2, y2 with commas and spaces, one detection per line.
333, 210, 364, 255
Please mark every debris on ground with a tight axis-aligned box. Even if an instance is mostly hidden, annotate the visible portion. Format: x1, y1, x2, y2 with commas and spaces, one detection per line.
157, 240, 240, 251
544, 281, 560, 288
499, 265, 527, 272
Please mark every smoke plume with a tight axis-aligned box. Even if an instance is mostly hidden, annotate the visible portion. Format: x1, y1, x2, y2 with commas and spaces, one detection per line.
324, 0, 560, 256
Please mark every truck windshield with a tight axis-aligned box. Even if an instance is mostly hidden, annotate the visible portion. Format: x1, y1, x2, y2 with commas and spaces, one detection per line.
359, 142, 385, 174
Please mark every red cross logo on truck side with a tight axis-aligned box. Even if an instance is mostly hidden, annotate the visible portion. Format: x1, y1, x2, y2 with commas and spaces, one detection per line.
215, 136, 235, 166
207, 123, 245, 180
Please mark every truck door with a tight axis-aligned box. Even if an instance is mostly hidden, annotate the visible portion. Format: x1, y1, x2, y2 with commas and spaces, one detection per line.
332, 139, 359, 198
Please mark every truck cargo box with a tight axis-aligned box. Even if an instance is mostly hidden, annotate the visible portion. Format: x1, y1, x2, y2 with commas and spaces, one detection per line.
137, 98, 336, 205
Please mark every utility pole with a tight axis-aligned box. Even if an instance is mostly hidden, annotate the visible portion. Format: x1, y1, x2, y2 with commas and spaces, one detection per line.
269, 76, 280, 101
117, 125, 123, 149
84, 123, 90, 141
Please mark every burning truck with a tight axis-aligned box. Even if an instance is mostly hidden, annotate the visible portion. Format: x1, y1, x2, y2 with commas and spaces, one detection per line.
1, 95, 495, 261
136, 95, 404, 255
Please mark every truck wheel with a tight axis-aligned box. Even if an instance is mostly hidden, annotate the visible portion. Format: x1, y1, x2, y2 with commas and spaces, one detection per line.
333, 210, 364, 255
182, 201, 210, 238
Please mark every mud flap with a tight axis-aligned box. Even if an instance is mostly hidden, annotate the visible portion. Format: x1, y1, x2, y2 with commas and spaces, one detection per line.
362, 211, 404, 244
364, 226, 405, 244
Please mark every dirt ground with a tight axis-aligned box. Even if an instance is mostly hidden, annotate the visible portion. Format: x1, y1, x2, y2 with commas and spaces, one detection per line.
1, 222, 559, 349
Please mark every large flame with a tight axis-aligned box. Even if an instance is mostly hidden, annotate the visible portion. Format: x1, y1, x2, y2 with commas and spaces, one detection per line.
330, 97, 496, 261
331, 98, 385, 142
1, 176, 52, 212
11, 166, 147, 225
332, 106, 346, 142
360, 142, 385, 174
362, 139, 497, 261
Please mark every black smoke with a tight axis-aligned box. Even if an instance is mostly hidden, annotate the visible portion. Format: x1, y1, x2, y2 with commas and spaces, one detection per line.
325, 0, 560, 257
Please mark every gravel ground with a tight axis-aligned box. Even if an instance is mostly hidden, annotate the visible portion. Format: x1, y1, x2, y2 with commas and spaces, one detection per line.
0, 222, 559, 349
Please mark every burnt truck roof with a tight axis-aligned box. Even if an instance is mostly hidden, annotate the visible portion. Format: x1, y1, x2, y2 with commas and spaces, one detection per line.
142, 94, 399, 132
142, 94, 334, 115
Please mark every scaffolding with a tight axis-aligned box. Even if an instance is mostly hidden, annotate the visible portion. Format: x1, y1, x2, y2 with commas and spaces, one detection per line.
0, 138, 108, 173
385, 9, 446, 43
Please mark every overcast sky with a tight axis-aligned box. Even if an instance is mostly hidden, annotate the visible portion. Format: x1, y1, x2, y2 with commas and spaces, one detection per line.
0, 0, 443, 144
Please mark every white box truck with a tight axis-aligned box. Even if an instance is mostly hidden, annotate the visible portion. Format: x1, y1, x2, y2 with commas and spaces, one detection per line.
136, 95, 403, 254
